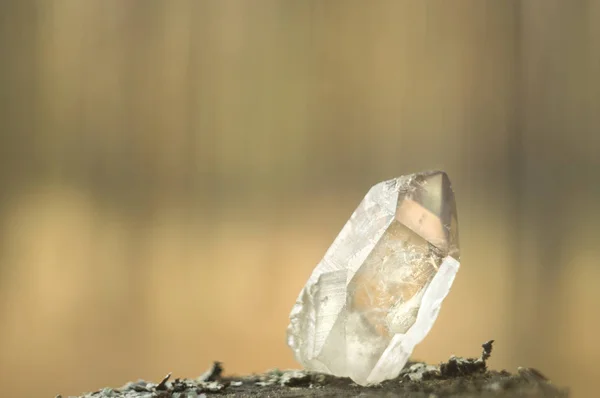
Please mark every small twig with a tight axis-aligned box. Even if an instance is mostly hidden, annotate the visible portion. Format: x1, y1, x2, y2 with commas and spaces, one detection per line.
198, 361, 223, 382
481, 340, 494, 361
156, 372, 172, 391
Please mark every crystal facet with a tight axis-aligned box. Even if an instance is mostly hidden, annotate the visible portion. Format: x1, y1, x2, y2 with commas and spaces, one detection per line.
287, 170, 460, 386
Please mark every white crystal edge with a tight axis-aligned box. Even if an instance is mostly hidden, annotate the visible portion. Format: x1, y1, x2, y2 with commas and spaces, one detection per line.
364, 256, 460, 385
287, 180, 399, 364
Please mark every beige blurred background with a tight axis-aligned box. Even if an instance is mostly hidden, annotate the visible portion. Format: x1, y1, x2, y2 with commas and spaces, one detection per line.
1, 1, 599, 397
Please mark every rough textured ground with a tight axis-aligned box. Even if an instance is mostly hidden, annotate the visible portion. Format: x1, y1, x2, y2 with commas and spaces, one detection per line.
65, 341, 568, 398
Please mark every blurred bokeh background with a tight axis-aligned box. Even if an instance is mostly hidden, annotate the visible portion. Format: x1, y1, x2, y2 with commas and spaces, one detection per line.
1, 1, 599, 397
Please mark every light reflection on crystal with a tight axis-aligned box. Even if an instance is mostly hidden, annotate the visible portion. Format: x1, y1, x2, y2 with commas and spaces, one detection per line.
287, 170, 460, 386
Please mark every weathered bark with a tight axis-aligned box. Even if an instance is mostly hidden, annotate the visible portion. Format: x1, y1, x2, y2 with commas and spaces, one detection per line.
66, 342, 568, 398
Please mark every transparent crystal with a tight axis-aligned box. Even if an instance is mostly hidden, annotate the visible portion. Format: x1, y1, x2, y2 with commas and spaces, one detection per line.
287, 170, 460, 386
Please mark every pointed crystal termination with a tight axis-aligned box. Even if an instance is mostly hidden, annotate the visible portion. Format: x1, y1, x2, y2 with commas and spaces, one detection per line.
287, 171, 460, 386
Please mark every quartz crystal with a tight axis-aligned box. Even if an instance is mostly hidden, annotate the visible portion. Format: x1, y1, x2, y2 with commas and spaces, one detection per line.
287, 170, 460, 386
